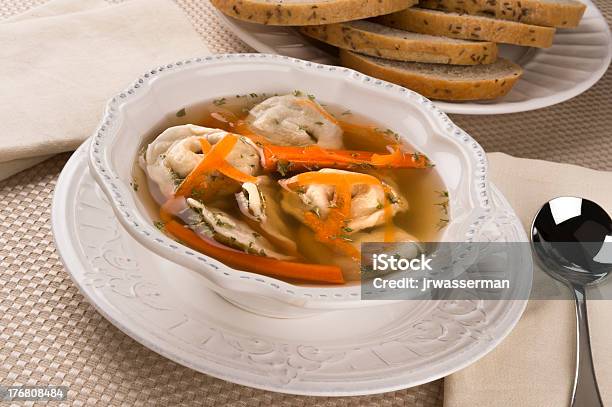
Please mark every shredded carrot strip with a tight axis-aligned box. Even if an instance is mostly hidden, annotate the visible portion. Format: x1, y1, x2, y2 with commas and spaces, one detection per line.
372, 146, 429, 168
303, 211, 360, 260
335, 181, 352, 216
219, 164, 258, 184
175, 135, 237, 197
176, 134, 259, 198
295, 99, 339, 125
371, 146, 403, 166
261, 144, 429, 173
199, 138, 212, 153
338, 121, 380, 140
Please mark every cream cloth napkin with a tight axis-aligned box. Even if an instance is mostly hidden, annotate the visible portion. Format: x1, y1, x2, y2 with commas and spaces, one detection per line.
0, 0, 210, 180
446, 152, 612, 407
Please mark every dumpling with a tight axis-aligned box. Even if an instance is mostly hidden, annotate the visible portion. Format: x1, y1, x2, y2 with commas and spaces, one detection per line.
278, 169, 408, 234
247, 95, 343, 149
140, 124, 261, 201
186, 198, 292, 260
235, 177, 299, 255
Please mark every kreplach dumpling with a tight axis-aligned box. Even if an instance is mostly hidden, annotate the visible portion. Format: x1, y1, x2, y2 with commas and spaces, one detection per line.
247, 94, 344, 149
278, 168, 408, 235
141, 124, 261, 201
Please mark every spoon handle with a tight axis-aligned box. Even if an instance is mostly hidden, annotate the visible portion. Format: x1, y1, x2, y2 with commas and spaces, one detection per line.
571, 285, 603, 407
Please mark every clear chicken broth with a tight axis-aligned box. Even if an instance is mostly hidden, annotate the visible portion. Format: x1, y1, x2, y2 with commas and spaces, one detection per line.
132, 93, 449, 282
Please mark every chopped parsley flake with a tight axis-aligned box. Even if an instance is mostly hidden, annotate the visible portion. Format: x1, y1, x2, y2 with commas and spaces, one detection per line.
386, 193, 399, 204
277, 160, 292, 176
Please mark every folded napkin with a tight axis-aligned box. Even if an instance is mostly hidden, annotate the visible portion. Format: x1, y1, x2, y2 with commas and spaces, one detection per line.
0, 0, 210, 180
445, 152, 612, 406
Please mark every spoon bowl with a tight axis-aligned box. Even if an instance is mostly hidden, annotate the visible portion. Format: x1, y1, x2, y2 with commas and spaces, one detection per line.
531, 196, 612, 407
532, 196, 612, 286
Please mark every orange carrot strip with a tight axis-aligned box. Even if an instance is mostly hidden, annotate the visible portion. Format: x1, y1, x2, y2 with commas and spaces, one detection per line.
164, 220, 345, 284
295, 172, 364, 260
371, 147, 403, 166
199, 137, 212, 153
261, 144, 429, 173
303, 211, 360, 260
338, 121, 381, 140
218, 164, 258, 184
202, 137, 258, 184
372, 147, 429, 168
175, 135, 237, 197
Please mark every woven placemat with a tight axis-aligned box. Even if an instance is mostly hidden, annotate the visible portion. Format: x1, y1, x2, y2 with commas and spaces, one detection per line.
0, 0, 609, 406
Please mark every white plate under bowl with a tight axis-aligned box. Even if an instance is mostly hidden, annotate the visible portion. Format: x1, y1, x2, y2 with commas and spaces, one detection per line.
53, 141, 529, 396
215, 0, 612, 115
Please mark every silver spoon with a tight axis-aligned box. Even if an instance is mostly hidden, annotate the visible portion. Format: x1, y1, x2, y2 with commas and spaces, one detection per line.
531, 196, 612, 407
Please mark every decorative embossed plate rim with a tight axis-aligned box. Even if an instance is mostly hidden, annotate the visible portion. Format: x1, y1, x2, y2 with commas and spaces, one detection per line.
88, 53, 498, 308
53, 141, 530, 396
215, 0, 612, 115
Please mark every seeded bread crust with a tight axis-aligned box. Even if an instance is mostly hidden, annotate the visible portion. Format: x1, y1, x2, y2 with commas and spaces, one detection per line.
340, 50, 523, 101
419, 0, 586, 28
211, 0, 417, 26
300, 21, 498, 65
375, 7, 556, 48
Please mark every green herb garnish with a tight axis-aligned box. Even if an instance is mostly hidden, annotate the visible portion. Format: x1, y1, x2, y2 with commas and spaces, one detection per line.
277, 160, 291, 177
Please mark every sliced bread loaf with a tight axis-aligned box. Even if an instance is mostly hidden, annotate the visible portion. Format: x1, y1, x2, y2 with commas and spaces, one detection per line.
300, 20, 498, 65
375, 7, 555, 48
419, 0, 586, 28
340, 50, 523, 101
211, 0, 417, 26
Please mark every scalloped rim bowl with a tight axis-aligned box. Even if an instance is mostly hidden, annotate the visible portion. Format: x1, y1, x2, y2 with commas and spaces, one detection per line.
89, 53, 495, 317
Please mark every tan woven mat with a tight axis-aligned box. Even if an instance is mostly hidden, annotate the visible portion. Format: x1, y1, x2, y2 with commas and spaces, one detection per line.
0, 0, 610, 406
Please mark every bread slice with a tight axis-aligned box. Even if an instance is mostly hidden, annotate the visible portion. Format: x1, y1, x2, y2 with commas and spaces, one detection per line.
211, 0, 417, 26
375, 8, 555, 48
300, 20, 498, 65
419, 0, 586, 28
340, 50, 523, 101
